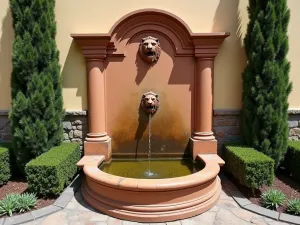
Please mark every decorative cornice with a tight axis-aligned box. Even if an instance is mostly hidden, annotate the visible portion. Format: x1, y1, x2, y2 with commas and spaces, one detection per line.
71, 9, 230, 58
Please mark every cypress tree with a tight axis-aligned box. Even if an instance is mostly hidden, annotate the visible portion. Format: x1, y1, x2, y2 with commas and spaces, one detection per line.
242, 0, 292, 168
9, 0, 64, 172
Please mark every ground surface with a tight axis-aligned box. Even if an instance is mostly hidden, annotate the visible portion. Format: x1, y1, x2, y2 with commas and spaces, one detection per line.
0, 178, 56, 217
21, 187, 291, 225
227, 171, 300, 213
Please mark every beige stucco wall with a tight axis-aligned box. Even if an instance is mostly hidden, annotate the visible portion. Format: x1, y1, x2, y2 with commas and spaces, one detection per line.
0, 0, 299, 110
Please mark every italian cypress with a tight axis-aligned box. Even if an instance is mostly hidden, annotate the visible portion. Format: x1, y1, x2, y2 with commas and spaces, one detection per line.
242, 0, 292, 168
9, 0, 64, 172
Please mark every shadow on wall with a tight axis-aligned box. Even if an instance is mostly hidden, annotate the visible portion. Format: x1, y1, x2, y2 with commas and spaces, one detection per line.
212, 0, 245, 151
212, 0, 246, 110
0, 9, 14, 110
61, 40, 87, 109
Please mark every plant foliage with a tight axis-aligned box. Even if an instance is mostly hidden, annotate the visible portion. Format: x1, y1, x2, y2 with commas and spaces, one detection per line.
0, 193, 37, 217
242, 0, 292, 168
261, 189, 285, 210
9, 0, 64, 173
224, 144, 274, 190
25, 143, 80, 196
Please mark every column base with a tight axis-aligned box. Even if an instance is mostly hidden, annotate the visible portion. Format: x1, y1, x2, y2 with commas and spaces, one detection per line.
190, 137, 217, 160
84, 138, 112, 161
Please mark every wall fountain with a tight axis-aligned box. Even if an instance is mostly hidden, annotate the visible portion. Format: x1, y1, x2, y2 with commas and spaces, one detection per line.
73, 9, 229, 222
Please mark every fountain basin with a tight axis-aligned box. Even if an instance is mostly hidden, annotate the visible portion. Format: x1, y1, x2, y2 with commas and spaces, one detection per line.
77, 154, 224, 222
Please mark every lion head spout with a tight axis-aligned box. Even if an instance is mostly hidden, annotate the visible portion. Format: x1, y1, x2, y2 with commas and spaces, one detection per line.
140, 91, 159, 115
139, 36, 161, 63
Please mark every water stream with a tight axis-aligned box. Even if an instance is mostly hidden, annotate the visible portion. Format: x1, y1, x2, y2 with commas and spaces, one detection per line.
144, 113, 155, 177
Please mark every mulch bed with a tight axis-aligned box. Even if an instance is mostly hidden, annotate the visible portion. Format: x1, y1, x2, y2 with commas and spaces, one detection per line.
225, 169, 300, 213
0, 177, 57, 218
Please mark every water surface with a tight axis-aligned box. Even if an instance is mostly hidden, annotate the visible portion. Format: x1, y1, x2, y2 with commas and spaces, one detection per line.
100, 159, 204, 179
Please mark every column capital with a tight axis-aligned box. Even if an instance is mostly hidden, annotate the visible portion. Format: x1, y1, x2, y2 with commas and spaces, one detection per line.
192, 33, 229, 59
71, 34, 111, 60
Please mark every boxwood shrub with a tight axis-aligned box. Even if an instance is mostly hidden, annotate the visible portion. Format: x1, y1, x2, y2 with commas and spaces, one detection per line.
224, 144, 274, 190
0, 144, 11, 186
25, 143, 80, 196
283, 141, 300, 182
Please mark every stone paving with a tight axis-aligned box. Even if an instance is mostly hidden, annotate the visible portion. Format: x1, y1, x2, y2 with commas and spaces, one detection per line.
22, 187, 291, 225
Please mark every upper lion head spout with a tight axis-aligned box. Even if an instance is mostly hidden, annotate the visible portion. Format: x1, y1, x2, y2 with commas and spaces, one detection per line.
139, 36, 161, 63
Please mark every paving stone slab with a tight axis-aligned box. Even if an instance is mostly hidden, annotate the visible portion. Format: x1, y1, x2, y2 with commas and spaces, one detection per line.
31, 205, 62, 219
230, 190, 252, 206
279, 213, 300, 225
3, 212, 34, 225
190, 211, 216, 225
94, 222, 108, 225
242, 204, 279, 220
53, 192, 74, 208
68, 174, 83, 192
166, 221, 181, 225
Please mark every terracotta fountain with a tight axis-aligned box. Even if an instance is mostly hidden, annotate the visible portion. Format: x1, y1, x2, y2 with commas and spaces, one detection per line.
73, 9, 229, 222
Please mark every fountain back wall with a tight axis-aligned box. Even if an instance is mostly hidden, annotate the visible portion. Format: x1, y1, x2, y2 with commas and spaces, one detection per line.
106, 33, 194, 158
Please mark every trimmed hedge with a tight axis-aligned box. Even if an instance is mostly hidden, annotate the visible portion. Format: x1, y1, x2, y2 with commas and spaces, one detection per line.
224, 144, 274, 190
0, 144, 11, 186
283, 141, 300, 182
25, 143, 80, 196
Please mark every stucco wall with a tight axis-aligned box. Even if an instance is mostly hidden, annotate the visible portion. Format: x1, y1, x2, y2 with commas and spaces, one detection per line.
0, 0, 300, 110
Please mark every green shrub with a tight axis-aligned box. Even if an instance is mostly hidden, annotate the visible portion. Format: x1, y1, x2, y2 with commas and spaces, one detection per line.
287, 199, 300, 215
0, 193, 37, 217
25, 143, 80, 196
283, 141, 300, 182
261, 189, 285, 210
224, 144, 275, 190
9, 0, 64, 174
241, 0, 292, 169
0, 144, 11, 186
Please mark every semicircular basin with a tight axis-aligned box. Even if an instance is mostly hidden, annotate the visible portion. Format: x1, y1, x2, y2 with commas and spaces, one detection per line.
77, 154, 224, 223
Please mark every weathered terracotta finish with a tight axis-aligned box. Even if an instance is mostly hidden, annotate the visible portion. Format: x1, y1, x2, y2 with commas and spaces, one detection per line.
77, 154, 224, 222
72, 9, 229, 157
72, 8, 229, 222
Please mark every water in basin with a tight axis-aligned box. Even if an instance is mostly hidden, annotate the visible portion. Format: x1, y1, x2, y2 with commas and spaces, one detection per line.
99, 159, 204, 179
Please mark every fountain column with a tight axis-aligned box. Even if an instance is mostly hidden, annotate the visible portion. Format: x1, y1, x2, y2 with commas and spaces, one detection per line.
84, 58, 111, 160
190, 36, 228, 160
71, 35, 112, 161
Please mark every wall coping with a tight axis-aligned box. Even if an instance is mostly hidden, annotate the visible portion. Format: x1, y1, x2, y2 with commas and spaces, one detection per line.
0, 110, 88, 116
214, 109, 300, 116
0, 109, 300, 116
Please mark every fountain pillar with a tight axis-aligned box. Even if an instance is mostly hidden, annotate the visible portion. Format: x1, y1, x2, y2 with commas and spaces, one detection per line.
191, 57, 216, 159
71, 35, 112, 161
193, 58, 215, 141
190, 36, 228, 160
84, 59, 111, 161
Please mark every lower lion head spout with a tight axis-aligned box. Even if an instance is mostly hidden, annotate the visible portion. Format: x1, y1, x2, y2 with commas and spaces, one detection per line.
140, 91, 159, 115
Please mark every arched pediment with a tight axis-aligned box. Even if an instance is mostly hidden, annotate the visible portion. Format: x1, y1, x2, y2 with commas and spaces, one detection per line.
71, 8, 230, 59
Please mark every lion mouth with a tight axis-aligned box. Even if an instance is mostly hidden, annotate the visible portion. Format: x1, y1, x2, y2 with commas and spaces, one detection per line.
146, 105, 156, 110
146, 52, 155, 57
